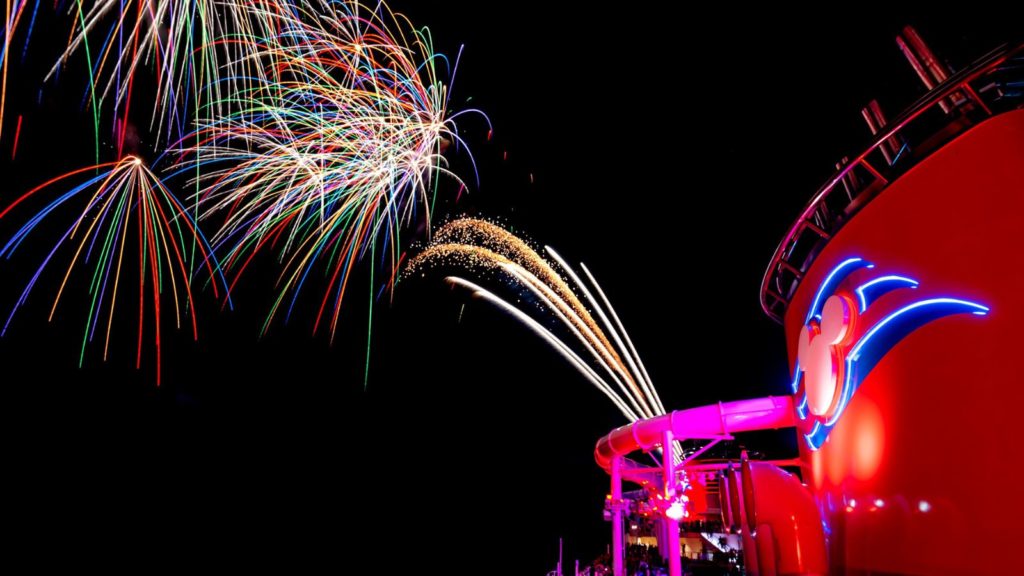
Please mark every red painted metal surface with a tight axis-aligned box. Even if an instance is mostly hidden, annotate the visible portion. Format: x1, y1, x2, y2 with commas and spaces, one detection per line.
744, 461, 828, 576
784, 110, 1024, 574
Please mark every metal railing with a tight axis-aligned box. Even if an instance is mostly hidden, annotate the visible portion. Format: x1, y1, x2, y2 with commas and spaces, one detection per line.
760, 41, 1024, 324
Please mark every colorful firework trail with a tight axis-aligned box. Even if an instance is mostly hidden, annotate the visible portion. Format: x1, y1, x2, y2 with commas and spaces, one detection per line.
0, 1, 248, 158
176, 0, 481, 340
0, 156, 229, 384
1, 1, 35, 144
0, 0, 38, 143
0, 0, 484, 385
408, 219, 678, 458
56, 0, 245, 155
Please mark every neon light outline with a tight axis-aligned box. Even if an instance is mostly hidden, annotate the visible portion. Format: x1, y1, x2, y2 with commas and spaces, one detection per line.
854, 275, 919, 312
796, 258, 988, 450
805, 258, 873, 324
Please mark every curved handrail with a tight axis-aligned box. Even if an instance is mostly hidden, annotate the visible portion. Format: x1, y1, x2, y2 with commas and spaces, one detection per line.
760, 42, 1024, 323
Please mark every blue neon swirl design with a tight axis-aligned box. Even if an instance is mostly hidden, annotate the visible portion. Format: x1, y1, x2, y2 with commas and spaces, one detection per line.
804, 421, 825, 450
854, 275, 919, 312
805, 258, 874, 324
795, 258, 989, 450
796, 394, 808, 419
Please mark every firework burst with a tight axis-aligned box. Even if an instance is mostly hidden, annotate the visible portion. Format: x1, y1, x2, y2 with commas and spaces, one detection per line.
176, 0, 483, 339
0, 155, 229, 384
0, 1, 486, 383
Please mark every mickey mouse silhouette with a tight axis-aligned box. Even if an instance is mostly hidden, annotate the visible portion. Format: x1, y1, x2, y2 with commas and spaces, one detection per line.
791, 257, 989, 450
798, 294, 856, 419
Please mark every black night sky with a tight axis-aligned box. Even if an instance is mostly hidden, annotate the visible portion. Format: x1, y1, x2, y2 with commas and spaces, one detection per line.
0, 2, 1016, 570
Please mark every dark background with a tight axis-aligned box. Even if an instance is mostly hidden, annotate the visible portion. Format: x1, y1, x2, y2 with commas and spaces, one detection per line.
0, 1, 1016, 570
